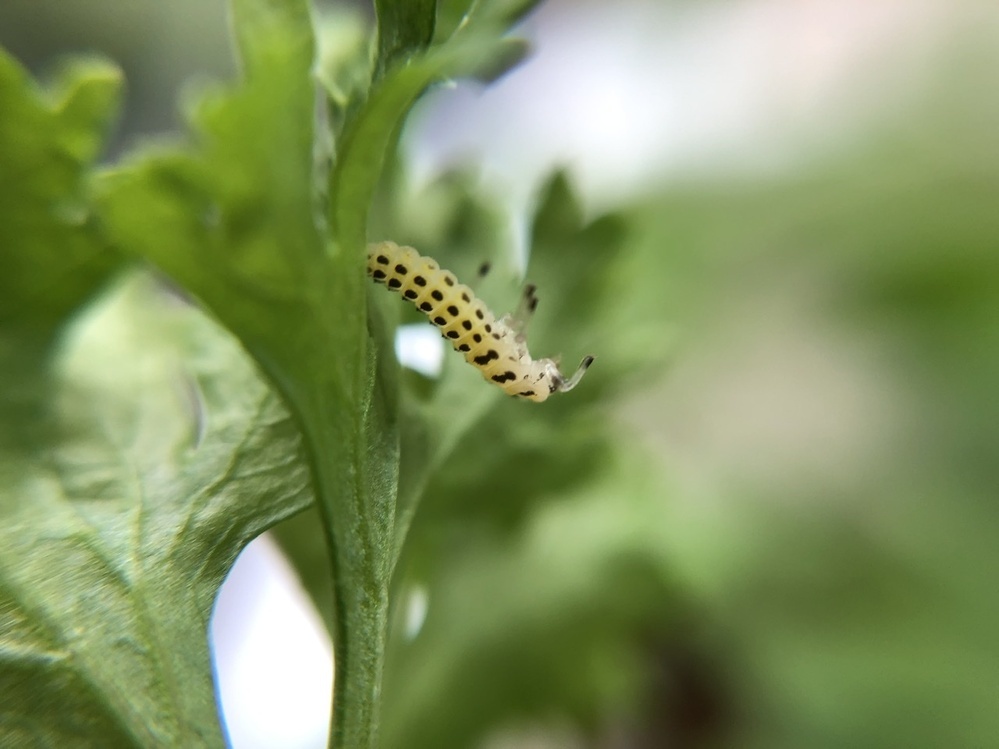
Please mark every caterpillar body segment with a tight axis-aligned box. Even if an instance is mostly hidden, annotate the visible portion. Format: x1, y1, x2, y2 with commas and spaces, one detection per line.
367, 241, 593, 402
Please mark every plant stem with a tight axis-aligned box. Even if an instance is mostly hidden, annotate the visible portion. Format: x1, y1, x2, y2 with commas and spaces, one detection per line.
298, 384, 396, 749
328, 556, 389, 748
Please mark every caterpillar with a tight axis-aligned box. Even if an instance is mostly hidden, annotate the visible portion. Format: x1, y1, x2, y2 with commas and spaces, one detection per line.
367, 241, 593, 402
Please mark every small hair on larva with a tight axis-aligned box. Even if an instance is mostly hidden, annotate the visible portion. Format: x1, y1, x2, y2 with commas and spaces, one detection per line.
366, 240, 593, 402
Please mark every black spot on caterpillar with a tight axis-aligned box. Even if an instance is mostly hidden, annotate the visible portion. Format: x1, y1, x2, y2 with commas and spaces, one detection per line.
367, 240, 593, 402
473, 350, 499, 366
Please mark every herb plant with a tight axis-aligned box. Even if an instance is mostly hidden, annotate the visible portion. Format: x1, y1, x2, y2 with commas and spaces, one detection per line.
0, 2, 670, 746
7, 3, 994, 748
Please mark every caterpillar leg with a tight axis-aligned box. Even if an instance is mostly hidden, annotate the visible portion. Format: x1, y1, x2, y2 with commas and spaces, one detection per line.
508, 283, 539, 336
555, 355, 594, 393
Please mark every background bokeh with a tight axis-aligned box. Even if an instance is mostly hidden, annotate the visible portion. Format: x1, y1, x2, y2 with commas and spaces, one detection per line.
4, 1, 997, 747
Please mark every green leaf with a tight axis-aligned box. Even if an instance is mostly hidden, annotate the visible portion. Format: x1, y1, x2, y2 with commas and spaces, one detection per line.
389, 171, 655, 538
96, 12, 326, 373
0, 273, 310, 747
0, 50, 121, 332
330, 1, 540, 255
88, 3, 599, 746
358, 166, 684, 745
374, 0, 436, 77
475, 0, 545, 26
382, 454, 683, 749
436, 0, 544, 39
95, 1, 401, 745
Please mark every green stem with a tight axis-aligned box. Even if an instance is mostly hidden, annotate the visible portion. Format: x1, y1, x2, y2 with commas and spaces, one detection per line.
328, 534, 389, 749
297, 379, 396, 749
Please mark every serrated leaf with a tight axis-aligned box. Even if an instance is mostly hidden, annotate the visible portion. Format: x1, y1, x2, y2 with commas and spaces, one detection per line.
95, 2, 402, 745
98, 0, 325, 360
0, 273, 311, 747
0, 50, 121, 332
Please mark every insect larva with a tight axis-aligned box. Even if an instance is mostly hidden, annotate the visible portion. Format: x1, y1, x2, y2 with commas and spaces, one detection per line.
367, 241, 593, 402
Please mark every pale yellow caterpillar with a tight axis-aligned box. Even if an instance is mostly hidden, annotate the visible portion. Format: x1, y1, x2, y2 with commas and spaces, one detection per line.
367, 241, 593, 402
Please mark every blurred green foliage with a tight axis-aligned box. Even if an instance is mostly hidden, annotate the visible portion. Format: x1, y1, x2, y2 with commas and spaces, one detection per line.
1, 1, 998, 748
609, 38, 999, 747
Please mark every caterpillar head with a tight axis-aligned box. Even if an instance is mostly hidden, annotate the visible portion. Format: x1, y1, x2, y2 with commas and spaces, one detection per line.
518, 355, 594, 403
